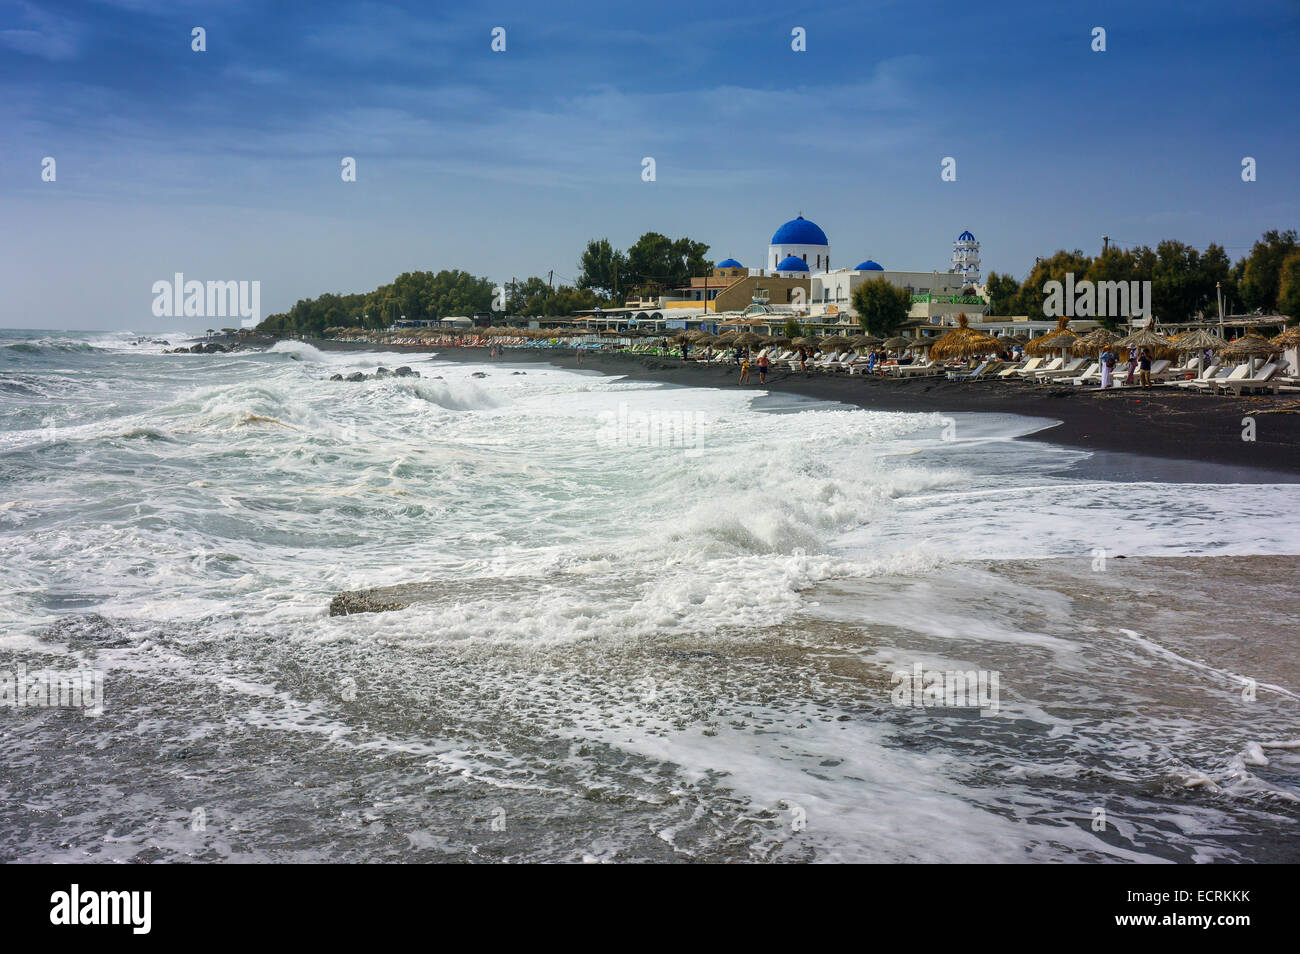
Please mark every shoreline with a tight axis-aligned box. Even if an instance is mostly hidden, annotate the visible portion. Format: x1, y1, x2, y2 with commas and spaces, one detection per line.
234, 336, 1300, 483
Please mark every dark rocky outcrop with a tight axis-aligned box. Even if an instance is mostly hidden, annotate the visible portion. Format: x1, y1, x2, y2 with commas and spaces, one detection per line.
331, 367, 421, 382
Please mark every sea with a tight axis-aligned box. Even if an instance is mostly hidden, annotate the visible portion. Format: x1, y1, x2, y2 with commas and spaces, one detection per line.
2, 328, 1298, 862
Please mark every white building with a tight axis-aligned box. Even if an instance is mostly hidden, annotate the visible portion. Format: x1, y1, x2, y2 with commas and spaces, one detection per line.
767, 215, 831, 271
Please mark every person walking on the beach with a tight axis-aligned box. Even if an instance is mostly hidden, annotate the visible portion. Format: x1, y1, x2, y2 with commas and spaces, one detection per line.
1138, 348, 1152, 388
798, 346, 808, 375
681, 340, 690, 362
1100, 346, 1116, 389
739, 350, 751, 385
1125, 346, 1137, 386
757, 351, 770, 384
734, 345, 743, 366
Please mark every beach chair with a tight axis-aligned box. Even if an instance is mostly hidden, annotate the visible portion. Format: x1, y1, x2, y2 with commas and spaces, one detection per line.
1003, 356, 1045, 379
894, 359, 939, 377
1034, 357, 1087, 384
1218, 362, 1279, 396
947, 360, 990, 381
1019, 357, 1061, 378
1186, 364, 1248, 392
1143, 359, 1172, 381
1069, 362, 1100, 386
1175, 363, 1220, 389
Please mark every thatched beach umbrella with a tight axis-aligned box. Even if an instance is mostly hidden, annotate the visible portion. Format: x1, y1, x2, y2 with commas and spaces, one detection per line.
733, 331, 765, 347
928, 314, 1001, 362
792, 336, 821, 350
1025, 317, 1080, 358
819, 335, 853, 352
1269, 327, 1300, 350
1114, 327, 1173, 352
1072, 327, 1120, 358
1170, 328, 1229, 374
881, 335, 912, 352
1222, 332, 1277, 374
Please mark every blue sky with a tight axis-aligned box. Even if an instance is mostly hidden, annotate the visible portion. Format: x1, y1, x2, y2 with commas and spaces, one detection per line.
2, 0, 1297, 330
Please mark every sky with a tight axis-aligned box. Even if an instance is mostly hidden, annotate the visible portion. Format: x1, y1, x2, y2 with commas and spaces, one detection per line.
2, 0, 1298, 331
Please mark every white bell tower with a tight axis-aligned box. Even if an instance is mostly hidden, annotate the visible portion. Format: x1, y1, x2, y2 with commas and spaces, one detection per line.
951, 230, 980, 286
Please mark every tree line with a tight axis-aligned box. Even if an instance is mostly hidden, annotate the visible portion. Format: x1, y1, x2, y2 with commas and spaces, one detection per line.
984, 229, 1300, 329
257, 231, 714, 334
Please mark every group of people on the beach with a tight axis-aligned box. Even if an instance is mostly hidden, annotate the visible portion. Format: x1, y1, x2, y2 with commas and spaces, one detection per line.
1099, 345, 1154, 389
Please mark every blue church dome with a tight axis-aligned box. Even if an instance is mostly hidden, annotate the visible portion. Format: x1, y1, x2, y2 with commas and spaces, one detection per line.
771, 215, 828, 247
776, 255, 810, 272
855, 260, 884, 271
717, 258, 743, 268
957, 230, 976, 241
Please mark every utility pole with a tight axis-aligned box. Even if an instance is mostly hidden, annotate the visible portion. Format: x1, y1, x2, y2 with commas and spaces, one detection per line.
1102, 236, 1109, 255
548, 270, 554, 291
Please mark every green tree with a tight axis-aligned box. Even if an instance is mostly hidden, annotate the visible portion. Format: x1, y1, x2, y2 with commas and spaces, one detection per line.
624, 232, 711, 294
1239, 229, 1298, 312
1011, 249, 1093, 318
783, 317, 804, 339
577, 238, 627, 301
1277, 250, 1300, 324
984, 271, 1021, 315
851, 277, 912, 336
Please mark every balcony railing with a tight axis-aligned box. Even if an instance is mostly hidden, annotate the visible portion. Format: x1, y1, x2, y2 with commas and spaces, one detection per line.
911, 294, 986, 304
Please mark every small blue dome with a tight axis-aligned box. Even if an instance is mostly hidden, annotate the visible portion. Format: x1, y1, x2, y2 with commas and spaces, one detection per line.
855, 260, 884, 271
776, 255, 809, 272
717, 258, 743, 268
958, 230, 976, 241
771, 216, 828, 247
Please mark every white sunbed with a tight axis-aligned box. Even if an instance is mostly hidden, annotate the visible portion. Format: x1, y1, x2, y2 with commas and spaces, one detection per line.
1187, 364, 1250, 392
1020, 357, 1062, 378
1001, 357, 1041, 378
1218, 362, 1279, 396
1035, 357, 1087, 383
1069, 362, 1100, 386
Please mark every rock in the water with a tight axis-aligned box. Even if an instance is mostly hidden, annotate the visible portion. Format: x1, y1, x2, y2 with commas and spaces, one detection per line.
471, 371, 487, 378
512, 371, 526, 375
345, 372, 366, 382
375, 367, 391, 377
394, 366, 416, 377
329, 373, 343, 381
329, 581, 445, 616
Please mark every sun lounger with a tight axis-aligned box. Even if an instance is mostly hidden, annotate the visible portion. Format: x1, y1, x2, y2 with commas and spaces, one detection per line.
1186, 364, 1249, 392
1034, 357, 1087, 383
1173, 363, 1220, 388
998, 356, 1040, 379
947, 360, 996, 381
1069, 362, 1100, 385
1019, 357, 1061, 378
1218, 362, 1279, 396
